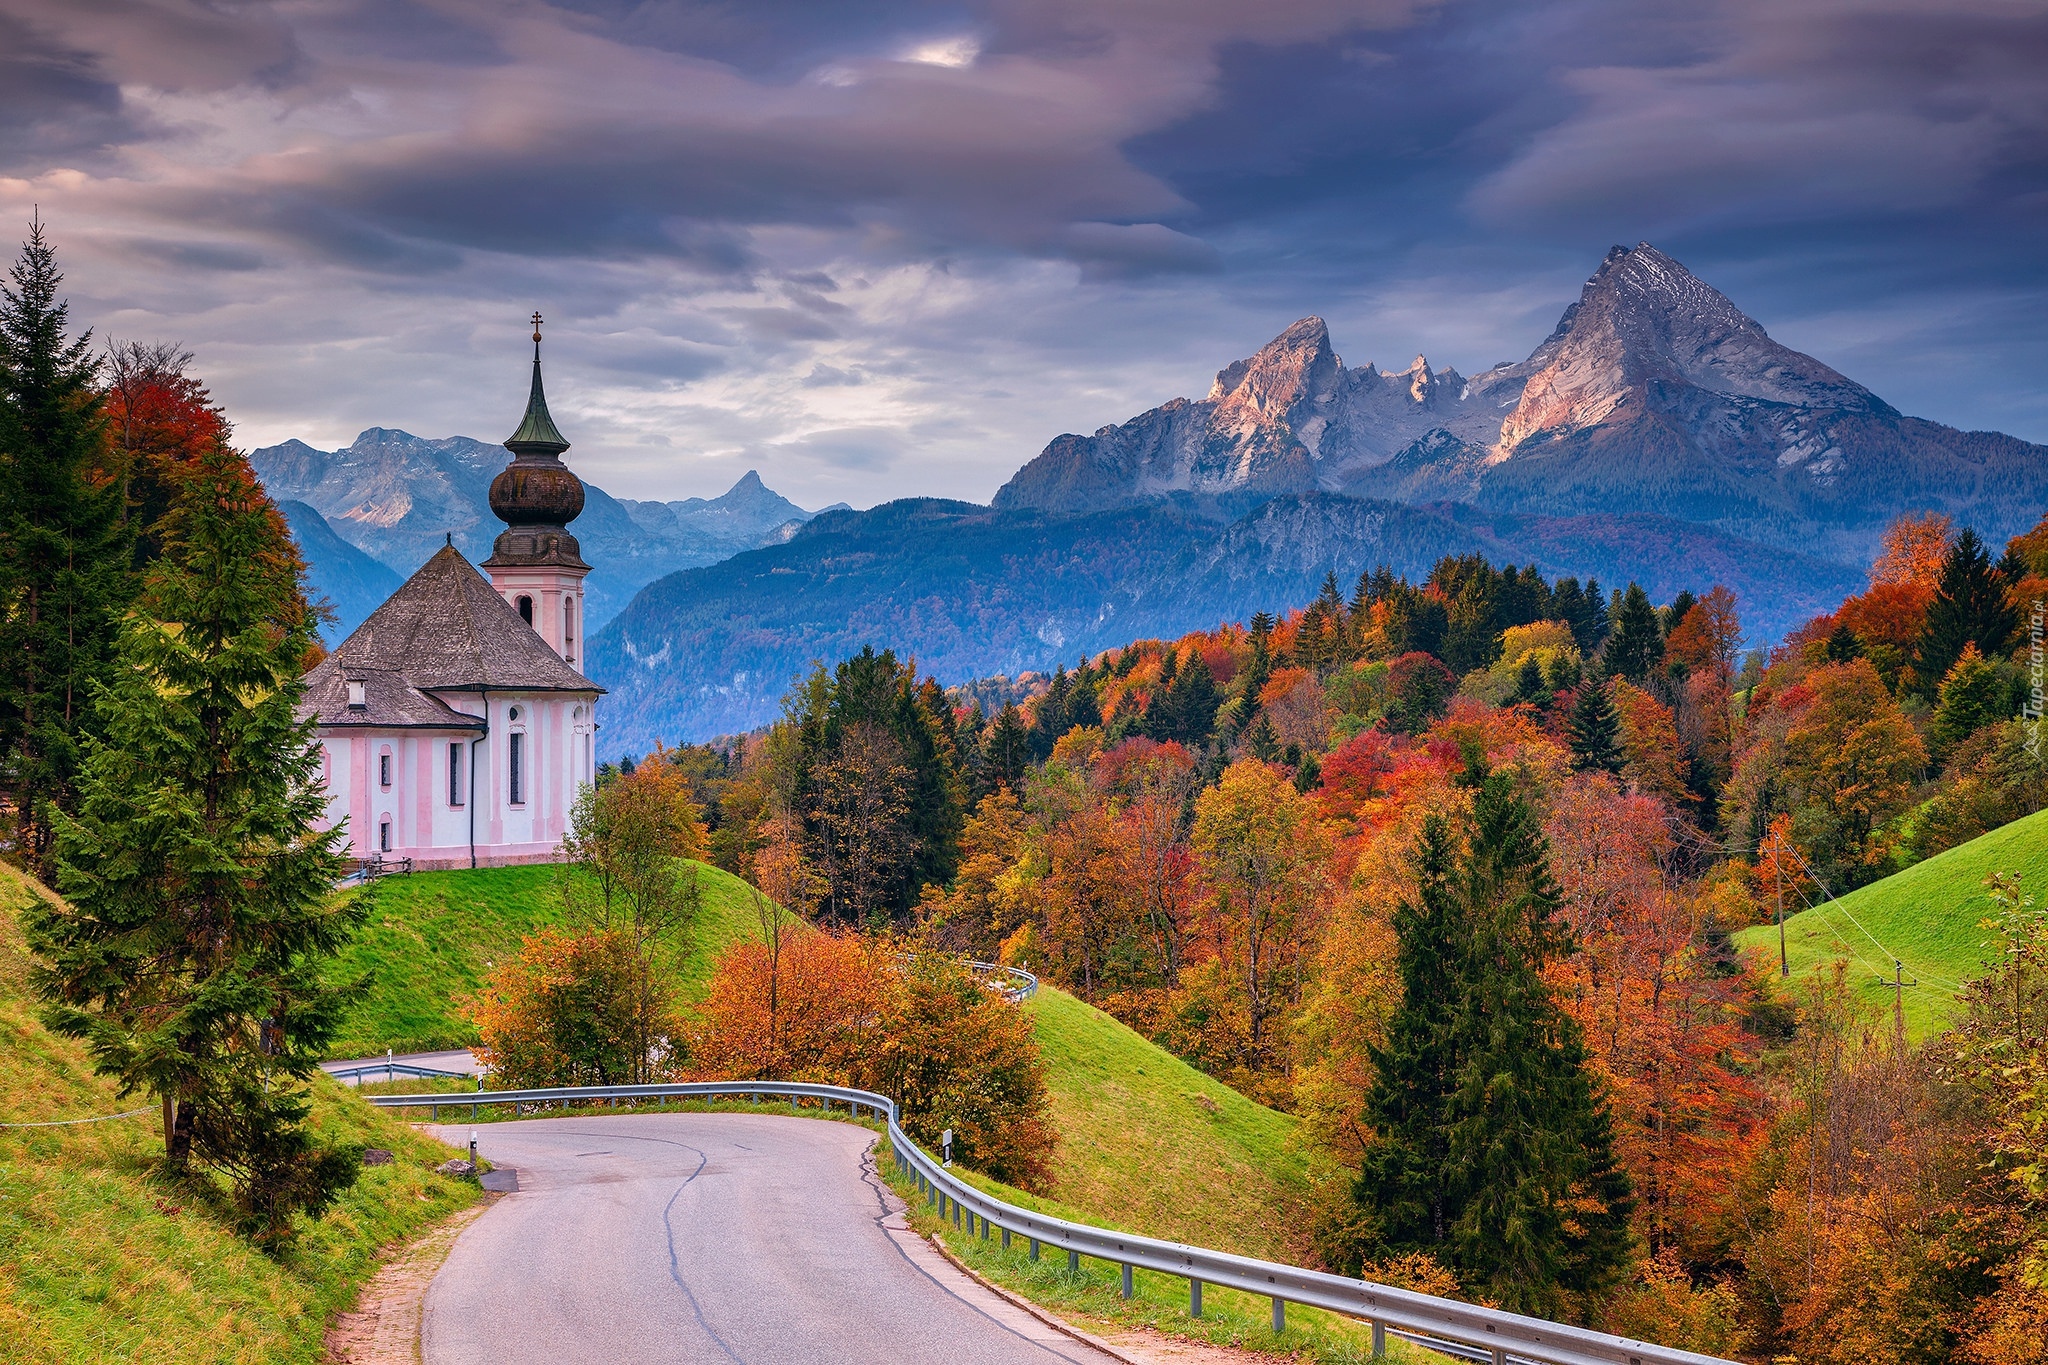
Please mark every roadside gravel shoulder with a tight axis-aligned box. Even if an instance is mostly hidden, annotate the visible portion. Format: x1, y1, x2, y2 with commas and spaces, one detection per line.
324, 1196, 494, 1364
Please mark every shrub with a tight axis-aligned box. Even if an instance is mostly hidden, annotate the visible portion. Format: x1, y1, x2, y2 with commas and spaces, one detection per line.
692, 930, 1058, 1190
859, 956, 1058, 1190
471, 929, 681, 1087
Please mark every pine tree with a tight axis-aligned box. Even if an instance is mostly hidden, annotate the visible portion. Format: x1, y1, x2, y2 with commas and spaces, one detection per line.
1444, 770, 1632, 1313
27, 439, 362, 1244
0, 219, 133, 873
1602, 582, 1665, 682
1151, 651, 1220, 748
1353, 768, 1632, 1315
1915, 528, 2019, 699
1567, 680, 1625, 774
1512, 654, 1548, 707
985, 704, 1031, 793
1355, 816, 1466, 1253
1929, 645, 2008, 761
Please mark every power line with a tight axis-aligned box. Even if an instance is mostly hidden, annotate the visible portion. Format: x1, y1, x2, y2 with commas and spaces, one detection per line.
0, 1106, 152, 1129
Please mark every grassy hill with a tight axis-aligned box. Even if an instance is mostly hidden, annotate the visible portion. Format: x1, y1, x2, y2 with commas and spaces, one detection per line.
339, 862, 1316, 1253
328, 858, 774, 1056
0, 863, 477, 1365
1026, 987, 1313, 1260
1733, 808, 2048, 1038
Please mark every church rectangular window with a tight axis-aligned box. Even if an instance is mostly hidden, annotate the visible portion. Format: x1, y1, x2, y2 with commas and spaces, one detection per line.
379, 753, 392, 788
509, 732, 525, 806
448, 741, 464, 807
379, 819, 391, 853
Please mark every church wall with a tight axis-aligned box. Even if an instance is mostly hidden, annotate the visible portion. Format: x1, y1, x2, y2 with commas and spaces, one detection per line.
310, 689, 599, 872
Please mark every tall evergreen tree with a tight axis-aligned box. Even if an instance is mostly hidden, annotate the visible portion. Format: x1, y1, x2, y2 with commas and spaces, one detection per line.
984, 703, 1031, 793
1567, 680, 1625, 774
1444, 770, 1632, 1312
1915, 528, 2019, 699
1511, 654, 1548, 707
792, 645, 966, 917
1150, 650, 1221, 748
0, 220, 133, 873
28, 440, 361, 1243
1356, 817, 1466, 1251
1601, 582, 1665, 682
1354, 766, 1632, 1316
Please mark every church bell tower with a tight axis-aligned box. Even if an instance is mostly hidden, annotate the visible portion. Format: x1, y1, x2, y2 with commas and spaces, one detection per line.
483, 313, 591, 668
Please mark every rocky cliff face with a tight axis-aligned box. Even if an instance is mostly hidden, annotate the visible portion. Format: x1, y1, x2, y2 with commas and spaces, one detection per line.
993, 316, 1514, 512
994, 243, 2047, 561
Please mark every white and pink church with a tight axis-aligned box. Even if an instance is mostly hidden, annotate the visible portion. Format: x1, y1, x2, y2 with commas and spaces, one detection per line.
302, 319, 603, 869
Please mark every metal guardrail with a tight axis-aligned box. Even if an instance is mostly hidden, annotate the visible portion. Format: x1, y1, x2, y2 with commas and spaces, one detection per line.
325, 1061, 477, 1086
960, 958, 1037, 1001
364, 1078, 1733, 1365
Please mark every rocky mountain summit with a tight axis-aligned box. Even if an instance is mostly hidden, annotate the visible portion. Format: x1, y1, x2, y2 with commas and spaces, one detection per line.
251, 429, 821, 638
998, 244, 2046, 561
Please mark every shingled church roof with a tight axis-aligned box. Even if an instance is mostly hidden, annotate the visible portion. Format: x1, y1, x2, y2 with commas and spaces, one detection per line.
301, 544, 601, 727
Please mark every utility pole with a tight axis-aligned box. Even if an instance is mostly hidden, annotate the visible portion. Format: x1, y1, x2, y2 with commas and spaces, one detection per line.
1776, 846, 1789, 978
1884, 959, 1915, 1051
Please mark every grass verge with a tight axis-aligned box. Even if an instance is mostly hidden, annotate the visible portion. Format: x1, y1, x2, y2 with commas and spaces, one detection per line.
0, 862, 479, 1365
1732, 807, 2048, 1037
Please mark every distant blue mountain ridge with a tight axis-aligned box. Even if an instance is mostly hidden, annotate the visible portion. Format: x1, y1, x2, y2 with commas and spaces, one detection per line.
250, 428, 828, 642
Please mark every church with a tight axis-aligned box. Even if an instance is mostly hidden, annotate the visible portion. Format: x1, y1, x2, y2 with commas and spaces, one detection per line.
301, 318, 603, 869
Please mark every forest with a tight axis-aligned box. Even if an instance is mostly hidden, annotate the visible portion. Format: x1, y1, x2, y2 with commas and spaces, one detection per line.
645, 508, 2048, 1358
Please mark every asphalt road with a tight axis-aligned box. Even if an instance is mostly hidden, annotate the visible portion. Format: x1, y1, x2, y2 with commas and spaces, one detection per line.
420, 1112, 1125, 1365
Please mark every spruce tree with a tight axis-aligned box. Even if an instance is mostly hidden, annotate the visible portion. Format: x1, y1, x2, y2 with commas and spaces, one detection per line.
984, 704, 1031, 793
27, 440, 362, 1244
1567, 679, 1625, 774
1929, 645, 2008, 761
0, 219, 133, 873
1444, 770, 1632, 1313
1354, 767, 1632, 1315
1511, 655, 1547, 707
1601, 582, 1665, 682
1916, 528, 2019, 699
1355, 816, 1466, 1252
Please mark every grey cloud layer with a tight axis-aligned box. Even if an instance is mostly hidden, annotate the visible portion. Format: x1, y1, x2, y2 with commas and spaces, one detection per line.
1, 0, 2042, 509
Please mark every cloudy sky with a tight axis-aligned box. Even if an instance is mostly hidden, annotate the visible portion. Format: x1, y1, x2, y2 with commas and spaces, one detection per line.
4, 0, 2043, 509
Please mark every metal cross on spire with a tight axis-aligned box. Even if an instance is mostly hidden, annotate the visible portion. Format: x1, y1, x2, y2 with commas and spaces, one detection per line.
531, 311, 544, 355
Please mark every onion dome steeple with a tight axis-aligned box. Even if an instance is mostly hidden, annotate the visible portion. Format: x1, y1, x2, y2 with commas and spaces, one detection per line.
485, 312, 588, 570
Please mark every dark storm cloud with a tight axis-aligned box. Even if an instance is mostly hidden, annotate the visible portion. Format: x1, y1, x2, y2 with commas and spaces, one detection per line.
2, 0, 2043, 505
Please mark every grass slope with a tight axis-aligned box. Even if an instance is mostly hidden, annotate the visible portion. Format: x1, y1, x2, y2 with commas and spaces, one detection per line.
0, 864, 477, 1365
328, 859, 773, 1056
1027, 988, 1314, 1261
1733, 808, 2048, 1037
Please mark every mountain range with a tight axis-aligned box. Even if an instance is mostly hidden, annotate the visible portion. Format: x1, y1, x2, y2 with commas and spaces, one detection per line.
583, 243, 2048, 751
250, 428, 828, 639
996, 244, 2044, 564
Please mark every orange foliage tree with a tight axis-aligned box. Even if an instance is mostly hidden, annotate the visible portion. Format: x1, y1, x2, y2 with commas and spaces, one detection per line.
471, 929, 682, 1087
1546, 775, 1767, 1260
691, 928, 1058, 1190
690, 926, 887, 1081
1610, 680, 1693, 808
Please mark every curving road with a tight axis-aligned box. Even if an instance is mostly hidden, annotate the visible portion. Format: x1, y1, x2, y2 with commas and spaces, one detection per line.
420, 1112, 1125, 1365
